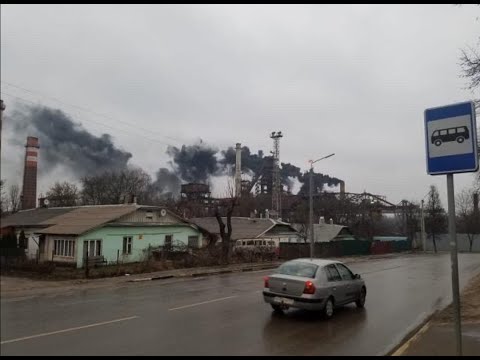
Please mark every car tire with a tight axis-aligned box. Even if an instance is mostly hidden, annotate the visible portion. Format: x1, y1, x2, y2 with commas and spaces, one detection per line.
323, 297, 334, 319
356, 287, 366, 308
434, 140, 442, 146
271, 304, 284, 313
457, 136, 465, 143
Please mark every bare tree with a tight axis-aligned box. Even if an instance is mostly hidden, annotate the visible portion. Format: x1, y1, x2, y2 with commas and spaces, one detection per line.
46, 181, 79, 207
425, 185, 447, 253
8, 184, 21, 213
81, 168, 152, 205
456, 188, 480, 252
458, 6, 480, 182
460, 46, 480, 97
214, 180, 238, 264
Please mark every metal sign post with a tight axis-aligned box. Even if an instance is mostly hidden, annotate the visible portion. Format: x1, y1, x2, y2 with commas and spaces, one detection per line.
425, 101, 478, 357
446, 173, 462, 356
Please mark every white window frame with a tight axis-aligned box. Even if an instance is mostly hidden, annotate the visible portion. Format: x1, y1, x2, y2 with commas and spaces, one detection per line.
54, 239, 76, 258
123, 236, 133, 255
83, 239, 102, 257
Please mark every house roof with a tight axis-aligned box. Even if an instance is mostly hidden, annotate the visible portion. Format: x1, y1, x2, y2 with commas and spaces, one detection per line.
0, 207, 76, 228
314, 223, 352, 242
189, 217, 298, 240
36, 205, 139, 235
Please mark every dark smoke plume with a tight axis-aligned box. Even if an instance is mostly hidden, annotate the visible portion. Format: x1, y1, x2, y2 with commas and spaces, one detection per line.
166, 144, 219, 183
151, 168, 181, 196
11, 104, 132, 176
220, 146, 265, 175
298, 172, 342, 195
221, 146, 342, 193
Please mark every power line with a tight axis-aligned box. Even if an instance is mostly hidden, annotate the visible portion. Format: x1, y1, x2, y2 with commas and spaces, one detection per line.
1, 80, 185, 145
1, 91, 176, 147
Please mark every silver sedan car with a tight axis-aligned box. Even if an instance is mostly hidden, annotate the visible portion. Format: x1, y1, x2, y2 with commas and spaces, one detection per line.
263, 258, 366, 319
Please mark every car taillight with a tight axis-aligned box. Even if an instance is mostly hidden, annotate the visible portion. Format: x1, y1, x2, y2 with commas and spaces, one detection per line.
303, 280, 315, 294
264, 276, 269, 288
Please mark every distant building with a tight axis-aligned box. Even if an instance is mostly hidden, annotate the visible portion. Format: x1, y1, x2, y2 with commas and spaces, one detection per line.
313, 223, 356, 242
1, 204, 204, 268
1, 207, 75, 259
189, 217, 301, 248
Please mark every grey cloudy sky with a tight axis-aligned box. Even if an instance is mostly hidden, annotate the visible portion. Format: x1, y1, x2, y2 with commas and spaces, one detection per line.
1, 4, 479, 204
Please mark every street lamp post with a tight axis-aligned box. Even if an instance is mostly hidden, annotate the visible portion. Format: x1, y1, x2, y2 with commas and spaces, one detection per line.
309, 153, 335, 260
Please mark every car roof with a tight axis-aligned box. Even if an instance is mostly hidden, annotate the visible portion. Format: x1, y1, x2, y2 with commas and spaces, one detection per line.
287, 258, 343, 267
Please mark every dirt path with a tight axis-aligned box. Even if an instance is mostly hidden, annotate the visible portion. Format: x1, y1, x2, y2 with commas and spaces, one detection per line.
433, 272, 480, 324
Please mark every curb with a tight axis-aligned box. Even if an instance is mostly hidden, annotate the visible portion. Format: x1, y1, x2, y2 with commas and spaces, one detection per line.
386, 311, 438, 356
129, 263, 280, 282
151, 275, 174, 281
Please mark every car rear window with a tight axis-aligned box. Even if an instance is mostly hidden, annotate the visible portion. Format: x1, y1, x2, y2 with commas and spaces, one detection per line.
276, 261, 318, 278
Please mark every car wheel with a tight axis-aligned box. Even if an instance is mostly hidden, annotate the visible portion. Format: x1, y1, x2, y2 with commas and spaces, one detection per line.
457, 136, 465, 143
356, 287, 366, 308
323, 297, 334, 319
434, 140, 442, 146
271, 304, 284, 313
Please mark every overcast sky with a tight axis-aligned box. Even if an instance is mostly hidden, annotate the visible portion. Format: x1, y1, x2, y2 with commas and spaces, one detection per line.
1, 4, 479, 205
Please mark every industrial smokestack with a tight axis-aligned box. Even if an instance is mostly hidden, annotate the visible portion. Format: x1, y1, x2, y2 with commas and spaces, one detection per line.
340, 181, 345, 198
22, 136, 39, 210
235, 143, 242, 198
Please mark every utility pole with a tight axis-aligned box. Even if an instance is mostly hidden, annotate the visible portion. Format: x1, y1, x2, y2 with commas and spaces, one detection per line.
309, 167, 314, 260
308, 153, 335, 260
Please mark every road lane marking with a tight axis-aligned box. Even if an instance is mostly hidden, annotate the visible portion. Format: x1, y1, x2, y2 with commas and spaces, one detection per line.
0, 316, 138, 345
168, 296, 237, 311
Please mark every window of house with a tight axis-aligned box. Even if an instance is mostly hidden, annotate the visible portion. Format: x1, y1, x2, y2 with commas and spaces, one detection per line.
188, 236, 199, 248
83, 240, 101, 257
54, 239, 76, 257
146, 211, 153, 219
123, 236, 132, 255
165, 235, 173, 248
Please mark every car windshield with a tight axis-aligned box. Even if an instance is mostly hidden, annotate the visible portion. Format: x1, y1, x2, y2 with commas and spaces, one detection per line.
276, 261, 318, 278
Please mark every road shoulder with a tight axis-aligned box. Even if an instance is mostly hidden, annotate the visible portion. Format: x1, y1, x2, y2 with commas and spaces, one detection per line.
392, 273, 480, 356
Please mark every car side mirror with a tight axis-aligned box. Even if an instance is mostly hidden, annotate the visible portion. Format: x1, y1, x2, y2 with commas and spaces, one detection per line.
355, 274, 361, 279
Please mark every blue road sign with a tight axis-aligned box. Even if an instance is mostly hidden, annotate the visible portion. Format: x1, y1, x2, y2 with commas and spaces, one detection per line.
425, 101, 478, 175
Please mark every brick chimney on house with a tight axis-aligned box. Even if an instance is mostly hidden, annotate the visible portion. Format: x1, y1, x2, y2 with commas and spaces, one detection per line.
21, 136, 39, 210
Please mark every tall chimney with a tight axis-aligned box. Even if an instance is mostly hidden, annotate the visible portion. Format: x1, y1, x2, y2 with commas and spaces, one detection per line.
21, 136, 39, 210
340, 181, 345, 199
235, 143, 242, 198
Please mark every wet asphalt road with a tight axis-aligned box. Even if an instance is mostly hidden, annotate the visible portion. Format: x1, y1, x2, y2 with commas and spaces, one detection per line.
1, 253, 479, 356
